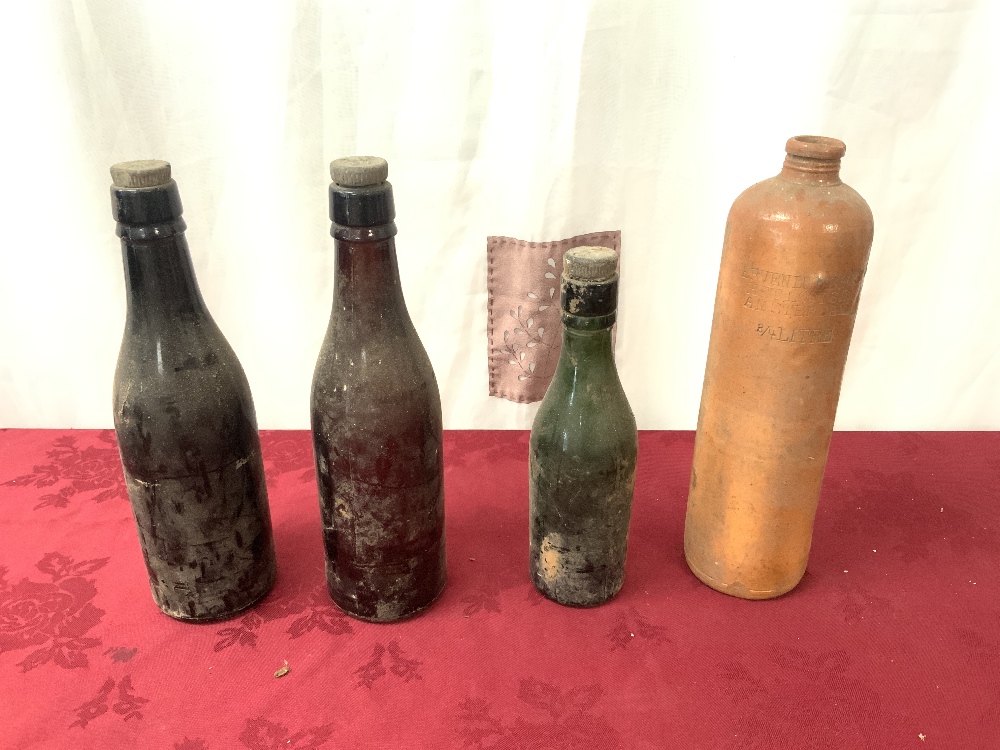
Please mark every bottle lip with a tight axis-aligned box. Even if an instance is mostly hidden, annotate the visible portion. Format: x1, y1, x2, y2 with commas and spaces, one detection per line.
329, 180, 395, 227
785, 135, 846, 161
111, 179, 184, 226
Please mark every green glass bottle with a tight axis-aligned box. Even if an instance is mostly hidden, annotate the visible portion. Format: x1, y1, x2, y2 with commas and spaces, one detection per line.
528, 246, 637, 606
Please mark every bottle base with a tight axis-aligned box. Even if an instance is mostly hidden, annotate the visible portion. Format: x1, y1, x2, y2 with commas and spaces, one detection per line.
153, 564, 278, 623
328, 575, 447, 623
532, 581, 623, 608
684, 553, 801, 600
530, 568, 624, 608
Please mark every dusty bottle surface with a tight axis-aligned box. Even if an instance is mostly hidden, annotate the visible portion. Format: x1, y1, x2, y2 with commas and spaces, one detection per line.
684, 136, 874, 599
311, 156, 446, 622
111, 160, 277, 620
529, 246, 638, 607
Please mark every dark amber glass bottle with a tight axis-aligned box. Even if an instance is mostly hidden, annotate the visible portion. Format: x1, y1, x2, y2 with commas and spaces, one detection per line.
311, 156, 446, 622
529, 246, 637, 606
111, 160, 276, 620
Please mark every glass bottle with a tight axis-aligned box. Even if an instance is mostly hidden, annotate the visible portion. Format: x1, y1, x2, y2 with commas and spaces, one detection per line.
111, 160, 276, 620
684, 136, 874, 599
529, 246, 637, 606
311, 156, 446, 622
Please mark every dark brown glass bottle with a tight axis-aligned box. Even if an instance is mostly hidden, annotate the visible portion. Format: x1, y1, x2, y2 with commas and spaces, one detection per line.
529, 246, 637, 606
111, 160, 276, 621
311, 156, 446, 622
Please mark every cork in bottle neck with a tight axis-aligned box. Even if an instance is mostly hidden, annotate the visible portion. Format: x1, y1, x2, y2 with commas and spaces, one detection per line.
560, 246, 619, 330
329, 155, 397, 242
780, 135, 845, 185
110, 159, 186, 240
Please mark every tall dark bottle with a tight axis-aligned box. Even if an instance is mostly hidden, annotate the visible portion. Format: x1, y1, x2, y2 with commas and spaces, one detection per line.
529, 246, 637, 606
311, 156, 446, 622
111, 160, 276, 620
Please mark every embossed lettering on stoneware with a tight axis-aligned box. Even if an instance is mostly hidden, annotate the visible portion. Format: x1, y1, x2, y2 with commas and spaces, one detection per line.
110, 160, 277, 620
684, 136, 874, 599
529, 246, 638, 607
311, 156, 446, 622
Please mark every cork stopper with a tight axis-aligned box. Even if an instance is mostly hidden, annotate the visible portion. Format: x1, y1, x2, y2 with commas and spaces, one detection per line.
110, 160, 172, 188
785, 136, 845, 160
330, 156, 389, 187
563, 246, 618, 282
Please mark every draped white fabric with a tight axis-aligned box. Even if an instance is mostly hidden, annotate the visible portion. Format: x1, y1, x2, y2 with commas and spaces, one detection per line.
1, 1, 997, 429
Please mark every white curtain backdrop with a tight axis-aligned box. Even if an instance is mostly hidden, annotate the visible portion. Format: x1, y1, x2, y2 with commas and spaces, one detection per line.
1, 0, 998, 430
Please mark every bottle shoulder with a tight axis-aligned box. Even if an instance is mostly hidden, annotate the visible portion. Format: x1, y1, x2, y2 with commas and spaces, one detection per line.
724, 177, 874, 262
312, 326, 439, 403
114, 330, 258, 478
732, 175, 873, 232
531, 366, 636, 461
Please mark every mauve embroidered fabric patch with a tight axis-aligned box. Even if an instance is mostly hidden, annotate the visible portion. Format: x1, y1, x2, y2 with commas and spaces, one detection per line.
487, 231, 621, 403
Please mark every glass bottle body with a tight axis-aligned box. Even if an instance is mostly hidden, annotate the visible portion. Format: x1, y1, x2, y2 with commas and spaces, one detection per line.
311, 235, 445, 622
113, 192, 275, 620
529, 325, 637, 606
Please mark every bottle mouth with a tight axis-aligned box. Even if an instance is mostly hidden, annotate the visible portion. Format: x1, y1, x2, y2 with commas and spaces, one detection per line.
785, 135, 846, 161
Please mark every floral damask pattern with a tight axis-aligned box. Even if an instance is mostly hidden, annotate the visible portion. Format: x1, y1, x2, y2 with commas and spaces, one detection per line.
3, 431, 125, 510
259, 432, 315, 484
461, 579, 503, 617
355, 640, 423, 688
239, 717, 334, 750
0, 552, 109, 672
456, 679, 620, 750
214, 585, 353, 652
823, 467, 997, 561
716, 647, 889, 748
604, 607, 669, 651
70, 674, 149, 729
1, 429, 998, 747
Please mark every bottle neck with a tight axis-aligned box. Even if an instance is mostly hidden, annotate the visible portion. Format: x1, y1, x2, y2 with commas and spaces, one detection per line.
120, 228, 209, 328
333, 236, 407, 317
779, 154, 843, 186
556, 326, 615, 374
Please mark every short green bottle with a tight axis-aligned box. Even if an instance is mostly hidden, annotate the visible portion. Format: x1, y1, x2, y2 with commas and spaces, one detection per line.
529, 246, 638, 606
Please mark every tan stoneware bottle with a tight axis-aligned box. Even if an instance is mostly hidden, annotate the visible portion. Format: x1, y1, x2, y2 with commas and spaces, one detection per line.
684, 136, 874, 599
311, 156, 446, 622
111, 160, 277, 620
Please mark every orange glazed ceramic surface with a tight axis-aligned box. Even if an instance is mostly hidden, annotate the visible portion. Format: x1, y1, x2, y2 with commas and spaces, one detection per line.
684, 136, 874, 599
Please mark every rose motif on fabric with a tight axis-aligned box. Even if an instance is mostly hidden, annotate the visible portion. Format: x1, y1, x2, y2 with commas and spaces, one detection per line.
487, 231, 621, 403
0, 552, 109, 671
260, 432, 314, 484
3, 432, 126, 510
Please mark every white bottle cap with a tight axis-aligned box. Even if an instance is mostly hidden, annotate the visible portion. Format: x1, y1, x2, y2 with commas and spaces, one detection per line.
330, 156, 389, 187
110, 160, 172, 188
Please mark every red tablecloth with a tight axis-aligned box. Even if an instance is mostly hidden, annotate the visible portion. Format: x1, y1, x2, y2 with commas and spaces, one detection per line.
1, 429, 997, 748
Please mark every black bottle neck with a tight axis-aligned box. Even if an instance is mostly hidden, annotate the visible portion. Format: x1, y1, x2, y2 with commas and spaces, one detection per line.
112, 181, 208, 327
560, 275, 619, 331
328, 178, 409, 318
120, 234, 209, 327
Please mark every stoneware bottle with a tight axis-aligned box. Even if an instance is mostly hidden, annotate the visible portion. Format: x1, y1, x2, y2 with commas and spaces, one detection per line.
311, 156, 446, 622
684, 136, 874, 599
529, 246, 638, 607
111, 160, 277, 620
